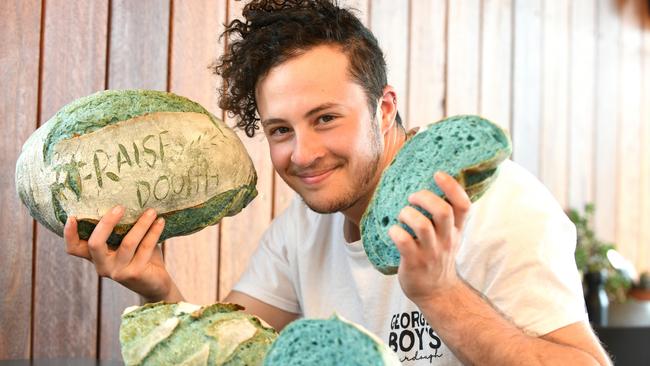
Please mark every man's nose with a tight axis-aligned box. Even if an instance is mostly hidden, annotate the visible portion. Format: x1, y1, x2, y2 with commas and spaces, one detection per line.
291, 129, 325, 167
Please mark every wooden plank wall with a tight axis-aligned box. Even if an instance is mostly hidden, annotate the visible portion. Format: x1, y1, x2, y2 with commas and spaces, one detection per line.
0, 0, 41, 359
32, 0, 108, 359
1, 0, 649, 361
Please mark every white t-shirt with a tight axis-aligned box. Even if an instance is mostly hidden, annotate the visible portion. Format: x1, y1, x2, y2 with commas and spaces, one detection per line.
233, 160, 587, 365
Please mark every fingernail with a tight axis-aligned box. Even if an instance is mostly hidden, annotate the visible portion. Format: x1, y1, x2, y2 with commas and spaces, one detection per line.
434, 171, 445, 180
112, 205, 124, 215
145, 208, 156, 217
156, 217, 165, 225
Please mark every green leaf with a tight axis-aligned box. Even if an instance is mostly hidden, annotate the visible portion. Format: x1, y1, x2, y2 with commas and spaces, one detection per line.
65, 167, 82, 200
106, 172, 120, 182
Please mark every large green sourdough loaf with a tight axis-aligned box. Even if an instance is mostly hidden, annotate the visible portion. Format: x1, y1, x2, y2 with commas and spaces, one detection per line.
120, 302, 277, 365
264, 315, 400, 366
15, 90, 257, 247
361, 115, 512, 274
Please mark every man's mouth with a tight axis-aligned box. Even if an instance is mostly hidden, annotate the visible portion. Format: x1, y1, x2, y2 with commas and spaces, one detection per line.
296, 168, 336, 185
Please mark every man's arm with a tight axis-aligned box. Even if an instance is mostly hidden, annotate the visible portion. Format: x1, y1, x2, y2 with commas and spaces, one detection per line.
224, 290, 300, 331
388, 172, 611, 365
417, 279, 610, 365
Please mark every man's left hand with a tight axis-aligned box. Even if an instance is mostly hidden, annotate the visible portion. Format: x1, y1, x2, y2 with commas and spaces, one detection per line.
388, 171, 471, 306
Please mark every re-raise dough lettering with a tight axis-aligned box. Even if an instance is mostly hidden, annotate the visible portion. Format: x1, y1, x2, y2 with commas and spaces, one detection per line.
91, 131, 170, 188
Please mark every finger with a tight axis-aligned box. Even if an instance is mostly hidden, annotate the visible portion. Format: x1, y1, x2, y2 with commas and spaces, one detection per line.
64, 216, 91, 260
397, 206, 436, 249
408, 190, 453, 244
114, 208, 158, 268
87, 205, 124, 268
129, 217, 165, 270
434, 171, 471, 230
388, 224, 419, 261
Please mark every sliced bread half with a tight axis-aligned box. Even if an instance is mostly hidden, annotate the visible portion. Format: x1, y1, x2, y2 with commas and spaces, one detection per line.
263, 314, 400, 366
361, 115, 512, 274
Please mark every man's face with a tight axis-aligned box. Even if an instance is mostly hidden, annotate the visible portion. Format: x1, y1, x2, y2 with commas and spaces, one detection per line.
255, 45, 384, 214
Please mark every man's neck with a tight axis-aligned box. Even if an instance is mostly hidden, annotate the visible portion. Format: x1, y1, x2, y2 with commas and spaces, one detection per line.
341, 124, 411, 243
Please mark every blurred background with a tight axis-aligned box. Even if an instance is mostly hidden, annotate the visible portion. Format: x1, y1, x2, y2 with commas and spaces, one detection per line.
1, 0, 649, 362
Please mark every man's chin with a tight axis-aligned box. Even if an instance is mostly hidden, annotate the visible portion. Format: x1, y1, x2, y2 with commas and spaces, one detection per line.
299, 195, 356, 214
301, 199, 341, 214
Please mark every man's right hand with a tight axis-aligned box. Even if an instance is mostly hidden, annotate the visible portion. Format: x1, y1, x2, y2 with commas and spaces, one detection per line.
64, 205, 183, 303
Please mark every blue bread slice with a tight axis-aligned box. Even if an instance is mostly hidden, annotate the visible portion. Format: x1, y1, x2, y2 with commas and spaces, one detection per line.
361, 115, 512, 275
263, 315, 400, 366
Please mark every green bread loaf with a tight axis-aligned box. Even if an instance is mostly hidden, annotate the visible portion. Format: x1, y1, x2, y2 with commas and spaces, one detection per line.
264, 314, 400, 366
361, 115, 512, 274
120, 302, 277, 366
15, 89, 257, 247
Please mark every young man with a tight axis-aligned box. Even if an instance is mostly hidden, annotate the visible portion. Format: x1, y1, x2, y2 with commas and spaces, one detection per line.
65, 1, 611, 364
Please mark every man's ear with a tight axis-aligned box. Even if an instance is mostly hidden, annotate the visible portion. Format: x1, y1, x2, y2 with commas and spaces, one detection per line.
378, 85, 398, 135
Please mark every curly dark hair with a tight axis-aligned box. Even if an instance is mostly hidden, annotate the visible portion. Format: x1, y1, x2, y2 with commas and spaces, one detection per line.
214, 0, 400, 137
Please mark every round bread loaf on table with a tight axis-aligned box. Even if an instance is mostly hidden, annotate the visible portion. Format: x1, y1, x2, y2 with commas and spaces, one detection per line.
361, 115, 512, 274
120, 302, 277, 366
15, 89, 257, 247
263, 314, 400, 366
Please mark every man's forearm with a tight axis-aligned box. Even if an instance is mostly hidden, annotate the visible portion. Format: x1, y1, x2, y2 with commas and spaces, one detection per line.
417, 280, 604, 366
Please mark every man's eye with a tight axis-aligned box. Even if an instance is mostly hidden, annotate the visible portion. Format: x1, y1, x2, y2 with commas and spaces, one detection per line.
318, 115, 337, 123
271, 126, 291, 136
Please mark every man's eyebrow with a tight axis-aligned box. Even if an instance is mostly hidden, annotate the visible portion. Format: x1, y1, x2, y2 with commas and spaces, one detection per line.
261, 103, 343, 127
304, 103, 342, 118
261, 118, 285, 128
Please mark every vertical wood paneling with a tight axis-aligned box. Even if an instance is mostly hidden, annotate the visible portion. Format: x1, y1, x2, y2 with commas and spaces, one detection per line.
0, 0, 41, 359
616, 0, 643, 266
407, 0, 447, 129
567, 0, 596, 211
99, 0, 170, 360
640, 5, 650, 274
370, 0, 409, 121
340, 0, 369, 24
218, 0, 274, 301
512, 0, 542, 176
107, 0, 170, 89
480, 0, 512, 129
33, 0, 109, 358
272, 163, 294, 219
165, 0, 226, 305
540, 0, 570, 207
447, 0, 481, 115
594, 0, 621, 244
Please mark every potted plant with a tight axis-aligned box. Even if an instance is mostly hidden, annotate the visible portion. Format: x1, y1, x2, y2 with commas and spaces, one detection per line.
568, 203, 632, 303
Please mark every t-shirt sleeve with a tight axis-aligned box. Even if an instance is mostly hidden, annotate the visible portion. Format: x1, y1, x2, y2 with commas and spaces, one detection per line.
460, 161, 587, 336
482, 211, 587, 336
232, 213, 301, 314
